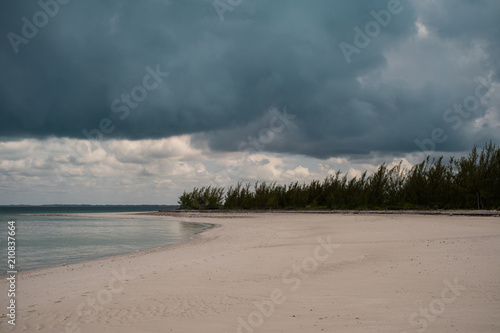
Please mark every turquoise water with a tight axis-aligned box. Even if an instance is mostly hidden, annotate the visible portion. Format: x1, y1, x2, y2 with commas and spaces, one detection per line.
0, 207, 211, 273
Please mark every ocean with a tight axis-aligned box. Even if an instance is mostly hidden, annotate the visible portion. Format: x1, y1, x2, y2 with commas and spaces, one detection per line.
0, 205, 212, 274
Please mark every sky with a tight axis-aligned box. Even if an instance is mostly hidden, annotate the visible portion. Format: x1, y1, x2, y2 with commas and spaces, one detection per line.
0, 0, 499, 205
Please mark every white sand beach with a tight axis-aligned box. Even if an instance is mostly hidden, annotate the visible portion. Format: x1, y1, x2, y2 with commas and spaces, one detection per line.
1, 212, 499, 332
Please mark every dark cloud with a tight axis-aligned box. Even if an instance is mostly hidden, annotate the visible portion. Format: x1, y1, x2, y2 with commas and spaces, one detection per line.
417, 0, 500, 79
0, 0, 498, 158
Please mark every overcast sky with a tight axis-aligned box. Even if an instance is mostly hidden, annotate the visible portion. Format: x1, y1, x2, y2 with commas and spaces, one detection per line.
1, 0, 499, 205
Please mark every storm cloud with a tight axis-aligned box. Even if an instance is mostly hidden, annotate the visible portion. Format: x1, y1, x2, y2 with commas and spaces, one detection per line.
1, 0, 498, 159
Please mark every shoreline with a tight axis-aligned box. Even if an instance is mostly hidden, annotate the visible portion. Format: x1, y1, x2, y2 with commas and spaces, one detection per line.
1, 212, 499, 332
3, 212, 217, 278
153, 209, 500, 217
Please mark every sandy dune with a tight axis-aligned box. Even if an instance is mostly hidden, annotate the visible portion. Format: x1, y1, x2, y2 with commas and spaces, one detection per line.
1, 212, 499, 332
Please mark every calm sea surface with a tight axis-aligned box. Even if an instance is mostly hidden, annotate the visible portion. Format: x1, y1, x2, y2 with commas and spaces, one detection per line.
0, 206, 212, 273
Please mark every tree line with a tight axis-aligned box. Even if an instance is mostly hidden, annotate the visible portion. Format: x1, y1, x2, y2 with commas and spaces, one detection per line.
178, 142, 500, 210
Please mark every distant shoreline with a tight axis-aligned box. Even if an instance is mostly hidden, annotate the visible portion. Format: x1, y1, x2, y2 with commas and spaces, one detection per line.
152, 209, 500, 217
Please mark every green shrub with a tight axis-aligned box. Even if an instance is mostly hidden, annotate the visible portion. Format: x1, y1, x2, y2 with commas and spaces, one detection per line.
178, 141, 500, 210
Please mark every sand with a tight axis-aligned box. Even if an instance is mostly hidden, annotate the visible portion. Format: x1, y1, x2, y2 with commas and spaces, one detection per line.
1, 212, 499, 332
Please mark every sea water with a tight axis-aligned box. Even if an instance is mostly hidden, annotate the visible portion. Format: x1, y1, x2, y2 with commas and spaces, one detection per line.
0, 206, 212, 273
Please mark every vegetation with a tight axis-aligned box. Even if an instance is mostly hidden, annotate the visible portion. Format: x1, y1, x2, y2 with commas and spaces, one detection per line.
178, 142, 500, 210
